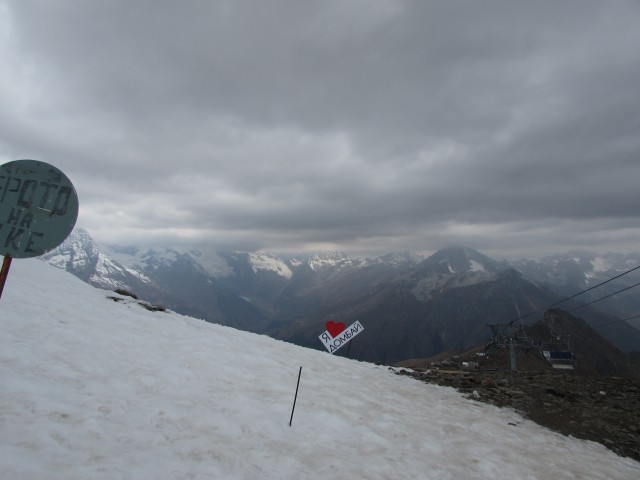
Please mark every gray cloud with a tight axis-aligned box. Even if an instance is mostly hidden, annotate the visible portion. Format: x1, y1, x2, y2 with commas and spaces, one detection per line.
1, 0, 639, 259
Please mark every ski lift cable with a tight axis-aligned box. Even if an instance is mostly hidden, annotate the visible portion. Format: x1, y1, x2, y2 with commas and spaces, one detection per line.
549, 264, 640, 308
592, 314, 640, 329
512, 264, 640, 323
568, 279, 640, 314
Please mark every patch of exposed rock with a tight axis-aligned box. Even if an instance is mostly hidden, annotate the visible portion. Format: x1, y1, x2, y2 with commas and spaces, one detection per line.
396, 364, 640, 462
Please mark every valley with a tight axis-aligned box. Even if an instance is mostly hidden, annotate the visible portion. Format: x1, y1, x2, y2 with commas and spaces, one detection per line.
41, 229, 640, 365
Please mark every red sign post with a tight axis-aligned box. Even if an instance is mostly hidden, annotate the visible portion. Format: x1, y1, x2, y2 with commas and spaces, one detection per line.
0, 255, 12, 298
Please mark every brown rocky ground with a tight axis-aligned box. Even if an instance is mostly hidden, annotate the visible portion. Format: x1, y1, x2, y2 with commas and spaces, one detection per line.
395, 356, 640, 462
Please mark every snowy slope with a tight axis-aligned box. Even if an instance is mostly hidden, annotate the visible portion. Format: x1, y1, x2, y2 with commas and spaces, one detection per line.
248, 252, 293, 279
307, 251, 368, 270
40, 228, 151, 290
107, 245, 233, 279
410, 247, 504, 302
1, 261, 639, 479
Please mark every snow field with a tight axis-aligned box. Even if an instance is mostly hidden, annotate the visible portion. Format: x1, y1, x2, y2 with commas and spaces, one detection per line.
1, 259, 639, 479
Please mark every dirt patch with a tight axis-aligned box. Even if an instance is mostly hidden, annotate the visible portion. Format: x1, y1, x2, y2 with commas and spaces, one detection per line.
396, 367, 640, 462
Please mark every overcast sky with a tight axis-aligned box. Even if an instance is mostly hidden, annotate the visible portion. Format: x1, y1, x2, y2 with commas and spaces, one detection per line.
2, 1, 639, 259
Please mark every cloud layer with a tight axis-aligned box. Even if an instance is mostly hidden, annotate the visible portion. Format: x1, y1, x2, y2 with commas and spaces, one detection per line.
2, 1, 639, 258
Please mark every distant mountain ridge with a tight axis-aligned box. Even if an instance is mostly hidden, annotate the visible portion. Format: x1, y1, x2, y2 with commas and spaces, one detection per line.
513, 251, 640, 327
40, 228, 640, 363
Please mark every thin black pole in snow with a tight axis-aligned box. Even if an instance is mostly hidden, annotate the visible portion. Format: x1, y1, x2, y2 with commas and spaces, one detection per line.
289, 366, 302, 427
345, 337, 354, 359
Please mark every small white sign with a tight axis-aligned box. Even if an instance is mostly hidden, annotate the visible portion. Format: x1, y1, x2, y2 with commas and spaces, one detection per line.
319, 320, 364, 354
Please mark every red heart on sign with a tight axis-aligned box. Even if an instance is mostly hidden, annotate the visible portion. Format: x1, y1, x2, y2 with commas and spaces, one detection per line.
326, 320, 346, 338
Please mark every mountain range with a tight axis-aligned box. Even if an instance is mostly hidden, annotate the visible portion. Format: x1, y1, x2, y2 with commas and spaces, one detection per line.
40, 228, 640, 364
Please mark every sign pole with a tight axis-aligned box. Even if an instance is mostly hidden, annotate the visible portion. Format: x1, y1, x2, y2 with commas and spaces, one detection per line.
345, 336, 354, 358
0, 255, 12, 300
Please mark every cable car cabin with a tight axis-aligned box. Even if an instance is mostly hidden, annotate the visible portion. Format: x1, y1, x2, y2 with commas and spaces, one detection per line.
542, 350, 575, 370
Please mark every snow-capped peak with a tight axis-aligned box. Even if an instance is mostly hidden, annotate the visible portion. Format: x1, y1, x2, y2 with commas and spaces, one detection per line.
469, 259, 486, 272
410, 246, 502, 301
421, 246, 501, 274
40, 227, 151, 289
307, 251, 360, 271
248, 252, 292, 279
590, 256, 612, 273
106, 245, 233, 278
42, 227, 99, 268
375, 251, 424, 265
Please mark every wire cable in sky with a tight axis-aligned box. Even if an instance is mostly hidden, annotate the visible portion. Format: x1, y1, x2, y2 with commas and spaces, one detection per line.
568, 279, 640, 314
592, 314, 640, 329
513, 264, 640, 323
548, 265, 640, 308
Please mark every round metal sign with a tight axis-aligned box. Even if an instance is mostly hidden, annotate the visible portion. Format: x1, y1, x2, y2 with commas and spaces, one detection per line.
0, 159, 79, 258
